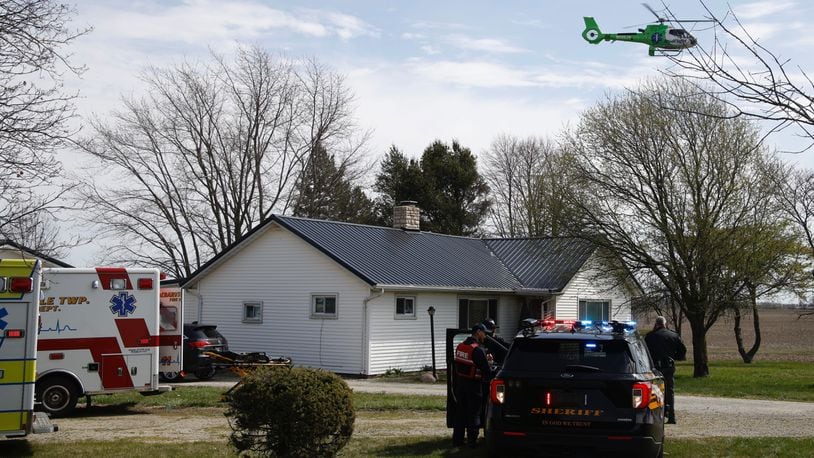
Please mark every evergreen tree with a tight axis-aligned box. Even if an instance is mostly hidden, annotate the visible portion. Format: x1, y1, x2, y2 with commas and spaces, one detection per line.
292, 143, 375, 224
372, 146, 424, 226
373, 140, 490, 235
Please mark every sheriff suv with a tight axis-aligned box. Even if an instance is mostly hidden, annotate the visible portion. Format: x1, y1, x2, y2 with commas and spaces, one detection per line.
485, 319, 665, 458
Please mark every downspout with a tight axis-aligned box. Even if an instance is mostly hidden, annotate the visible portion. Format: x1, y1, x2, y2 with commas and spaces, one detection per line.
362, 287, 385, 376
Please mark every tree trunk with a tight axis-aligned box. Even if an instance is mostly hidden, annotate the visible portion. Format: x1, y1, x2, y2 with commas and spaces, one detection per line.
734, 286, 762, 363
687, 314, 709, 377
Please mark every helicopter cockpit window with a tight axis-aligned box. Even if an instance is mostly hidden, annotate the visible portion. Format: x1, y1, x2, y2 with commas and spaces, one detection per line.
669, 29, 688, 37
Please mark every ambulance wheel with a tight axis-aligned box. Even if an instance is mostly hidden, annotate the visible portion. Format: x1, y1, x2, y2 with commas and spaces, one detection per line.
160, 371, 184, 382
37, 376, 79, 417
194, 365, 216, 380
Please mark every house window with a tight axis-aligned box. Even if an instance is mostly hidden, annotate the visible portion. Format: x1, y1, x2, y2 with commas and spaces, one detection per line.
458, 298, 498, 329
243, 301, 263, 323
579, 299, 610, 322
395, 296, 416, 319
312, 294, 337, 318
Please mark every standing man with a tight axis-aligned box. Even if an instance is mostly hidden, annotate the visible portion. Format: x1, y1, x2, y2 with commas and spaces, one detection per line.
645, 316, 687, 424
452, 323, 496, 448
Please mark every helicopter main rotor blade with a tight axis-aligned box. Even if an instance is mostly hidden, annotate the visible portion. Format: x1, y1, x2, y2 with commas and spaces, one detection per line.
642, 3, 666, 22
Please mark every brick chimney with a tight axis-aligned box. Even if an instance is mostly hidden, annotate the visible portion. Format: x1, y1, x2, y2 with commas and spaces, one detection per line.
393, 201, 420, 231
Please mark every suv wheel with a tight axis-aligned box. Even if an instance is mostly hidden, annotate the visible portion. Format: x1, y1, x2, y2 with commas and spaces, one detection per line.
160, 371, 184, 382
194, 365, 216, 380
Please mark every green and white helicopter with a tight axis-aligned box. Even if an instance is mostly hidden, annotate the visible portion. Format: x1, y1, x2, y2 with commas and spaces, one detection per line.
582, 3, 712, 56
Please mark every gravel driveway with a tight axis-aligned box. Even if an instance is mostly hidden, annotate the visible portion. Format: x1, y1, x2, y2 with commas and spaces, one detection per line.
24, 378, 814, 444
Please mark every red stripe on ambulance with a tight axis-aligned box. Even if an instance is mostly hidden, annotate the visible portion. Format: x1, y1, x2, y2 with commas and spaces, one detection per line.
115, 318, 160, 347
94, 267, 133, 290
38, 337, 135, 389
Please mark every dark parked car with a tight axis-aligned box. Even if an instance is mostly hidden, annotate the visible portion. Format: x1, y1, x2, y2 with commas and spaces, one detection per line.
484, 319, 665, 458
160, 323, 229, 382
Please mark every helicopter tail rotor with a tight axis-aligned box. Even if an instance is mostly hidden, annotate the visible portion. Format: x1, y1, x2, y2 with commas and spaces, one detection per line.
582, 17, 604, 44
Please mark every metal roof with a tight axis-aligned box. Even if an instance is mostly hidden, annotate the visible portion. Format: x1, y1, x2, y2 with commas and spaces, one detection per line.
275, 216, 523, 290
483, 238, 595, 291
183, 214, 596, 292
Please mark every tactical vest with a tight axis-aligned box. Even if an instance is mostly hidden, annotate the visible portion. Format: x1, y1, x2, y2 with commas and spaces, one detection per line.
454, 341, 483, 380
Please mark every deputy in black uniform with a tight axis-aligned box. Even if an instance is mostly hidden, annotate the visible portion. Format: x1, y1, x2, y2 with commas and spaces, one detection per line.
645, 316, 687, 424
452, 323, 496, 448
482, 318, 509, 365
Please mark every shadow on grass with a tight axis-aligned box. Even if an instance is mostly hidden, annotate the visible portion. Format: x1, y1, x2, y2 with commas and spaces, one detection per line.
69, 401, 144, 417
2, 439, 34, 457
373, 437, 488, 457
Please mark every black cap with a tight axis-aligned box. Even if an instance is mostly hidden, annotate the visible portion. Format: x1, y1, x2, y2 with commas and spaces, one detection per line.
471, 323, 487, 333
482, 318, 496, 332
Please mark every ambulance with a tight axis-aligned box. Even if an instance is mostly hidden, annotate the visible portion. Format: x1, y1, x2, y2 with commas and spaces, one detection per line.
0, 259, 54, 437
36, 267, 180, 416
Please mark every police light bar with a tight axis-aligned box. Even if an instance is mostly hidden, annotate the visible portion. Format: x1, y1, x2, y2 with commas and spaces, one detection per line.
592, 321, 638, 334
540, 319, 576, 331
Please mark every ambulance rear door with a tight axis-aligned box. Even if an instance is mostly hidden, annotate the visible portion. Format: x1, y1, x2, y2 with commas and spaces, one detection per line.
158, 284, 183, 376
0, 259, 40, 438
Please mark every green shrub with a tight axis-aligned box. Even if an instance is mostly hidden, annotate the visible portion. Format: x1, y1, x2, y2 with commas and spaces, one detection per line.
225, 366, 354, 457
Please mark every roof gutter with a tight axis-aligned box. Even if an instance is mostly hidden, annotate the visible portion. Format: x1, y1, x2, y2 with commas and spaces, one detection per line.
512, 288, 564, 295
372, 284, 516, 294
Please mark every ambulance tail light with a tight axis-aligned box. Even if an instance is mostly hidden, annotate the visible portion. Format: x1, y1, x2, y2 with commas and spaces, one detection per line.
9, 277, 33, 293
490, 378, 506, 405
190, 340, 208, 349
137, 278, 154, 290
5, 329, 24, 338
632, 382, 651, 409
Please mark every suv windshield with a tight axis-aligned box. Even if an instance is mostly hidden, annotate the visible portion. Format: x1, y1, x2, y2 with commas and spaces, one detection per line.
505, 339, 635, 374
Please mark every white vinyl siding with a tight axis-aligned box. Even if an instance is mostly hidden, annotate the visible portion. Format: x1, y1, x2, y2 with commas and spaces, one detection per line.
367, 292, 520, 375
368, 292, 457, 375
192, 225, 370, 374
556, 254, 633, 321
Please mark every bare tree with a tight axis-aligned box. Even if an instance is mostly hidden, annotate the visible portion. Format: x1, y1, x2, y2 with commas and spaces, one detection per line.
483, 134, 572, 237
565, 78, 786, 377
0, 1, 89, 237
778, 168, 814, 318
0, 206, 76, 260
77, 47, 367, 278
664, 1, 814, 148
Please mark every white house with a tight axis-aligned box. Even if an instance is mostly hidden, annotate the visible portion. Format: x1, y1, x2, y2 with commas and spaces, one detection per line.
181, 204, 640, 376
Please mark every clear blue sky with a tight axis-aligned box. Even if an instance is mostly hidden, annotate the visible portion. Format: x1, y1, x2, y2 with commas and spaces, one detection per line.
64, 0, 814, 264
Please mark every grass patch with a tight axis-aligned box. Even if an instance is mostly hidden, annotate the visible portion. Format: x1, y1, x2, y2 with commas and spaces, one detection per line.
91, 386, 225, 408
353, 392, 445, 411
339, 436, 814, 457
2, 439, 234, 457
15, 436, 808, 457
676, 360, 814, 402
